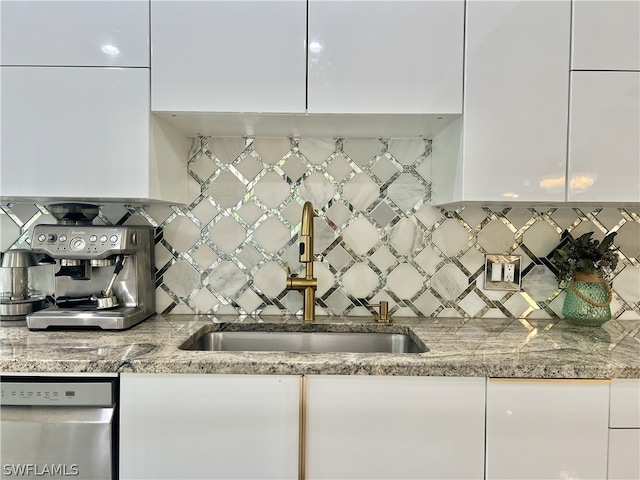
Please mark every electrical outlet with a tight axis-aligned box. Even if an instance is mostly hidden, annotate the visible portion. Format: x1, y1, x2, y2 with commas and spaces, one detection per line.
504, 263, 515, 282
491, 263, 502, 282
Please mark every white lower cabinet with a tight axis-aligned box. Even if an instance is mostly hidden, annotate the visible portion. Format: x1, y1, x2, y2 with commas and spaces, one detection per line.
486, 379, 610, 480
119, 373, 300, 480
608, 379, 640, 480
305, 375, 486, 480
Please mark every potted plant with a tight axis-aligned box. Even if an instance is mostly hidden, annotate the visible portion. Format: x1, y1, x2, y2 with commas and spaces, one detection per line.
549, 231, 618, 326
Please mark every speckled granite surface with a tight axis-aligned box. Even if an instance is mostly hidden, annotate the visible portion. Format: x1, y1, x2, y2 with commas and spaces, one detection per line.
1, 315, 639, 378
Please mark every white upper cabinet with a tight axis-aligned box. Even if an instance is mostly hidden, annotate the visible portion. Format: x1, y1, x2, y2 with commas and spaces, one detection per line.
150, 0, 307, 113
307, 0, 464, 114
0, 67, 187, 204
568, 71, 640, 203
0, 0, 149, 67
431, 0, 571, 204
572, 0, 640, 71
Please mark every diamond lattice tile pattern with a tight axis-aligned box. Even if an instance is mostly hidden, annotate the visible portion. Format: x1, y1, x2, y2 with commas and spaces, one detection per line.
2, 136, 640, 320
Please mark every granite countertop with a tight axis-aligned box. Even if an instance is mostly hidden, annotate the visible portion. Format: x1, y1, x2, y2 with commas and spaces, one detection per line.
1, 314, 639, 378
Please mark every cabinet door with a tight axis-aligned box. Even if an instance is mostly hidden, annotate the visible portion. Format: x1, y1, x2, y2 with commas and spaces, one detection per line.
307, 0, 464, 114
119, 373, 299, 480
568, 71, 640, 202
486, 379, 610, 480
608, 429, 640, 480
0, 0, 149, 67
460, 0, 571, 202
151, 0, 306, 113
305, 376, 485, 480
572, 0, 640, 71
0, 67, 152, 201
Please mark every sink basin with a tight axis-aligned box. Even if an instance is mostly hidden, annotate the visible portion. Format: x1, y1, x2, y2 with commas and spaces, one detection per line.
180, 328, 427, 354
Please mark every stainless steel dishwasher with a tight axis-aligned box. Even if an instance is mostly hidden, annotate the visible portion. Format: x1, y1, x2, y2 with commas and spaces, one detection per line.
1, 375, 117, 480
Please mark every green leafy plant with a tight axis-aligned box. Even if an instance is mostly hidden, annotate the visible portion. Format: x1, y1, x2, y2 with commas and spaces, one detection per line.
550, 231, 618, 283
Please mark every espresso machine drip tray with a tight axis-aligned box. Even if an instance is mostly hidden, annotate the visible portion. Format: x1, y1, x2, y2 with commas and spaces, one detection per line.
26, 306, 149, 330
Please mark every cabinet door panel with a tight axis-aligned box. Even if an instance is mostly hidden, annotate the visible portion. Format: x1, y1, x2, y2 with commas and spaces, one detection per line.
572, 0, 640, 71
119, 373, 299, 480
307, 0, 464, 114
568, 72, 640, 202
608, 429, 640, 480
151, 0, 306, 113
610, 379, 640, 428
461, 0, 570, 202
0, 0, 149, 67
306, 376, 485, 480
0, 67, 151, 201
486, 379, 609, 480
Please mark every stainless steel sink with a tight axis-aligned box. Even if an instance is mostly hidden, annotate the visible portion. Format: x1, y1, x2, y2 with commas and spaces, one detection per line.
180, 328, 427, 354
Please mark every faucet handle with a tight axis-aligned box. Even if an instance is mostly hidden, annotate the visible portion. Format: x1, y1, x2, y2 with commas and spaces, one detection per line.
285, 263, 297, 278
366, 301, 391, 323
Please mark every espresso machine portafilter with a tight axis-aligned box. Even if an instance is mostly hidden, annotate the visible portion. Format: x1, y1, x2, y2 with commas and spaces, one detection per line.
26, 222, 156, 330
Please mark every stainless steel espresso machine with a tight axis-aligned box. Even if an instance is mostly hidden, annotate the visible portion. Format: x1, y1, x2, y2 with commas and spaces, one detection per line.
26, 204, 155, 330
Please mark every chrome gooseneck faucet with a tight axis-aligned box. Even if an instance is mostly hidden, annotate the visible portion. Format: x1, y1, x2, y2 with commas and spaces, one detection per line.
286, 201, 318, 322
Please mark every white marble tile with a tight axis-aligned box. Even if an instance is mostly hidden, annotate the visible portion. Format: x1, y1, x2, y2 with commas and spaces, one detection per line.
298, 138, 335, 165
503, 293, 533, 318
191, 199, 218, 226
237, 155, 262, 182
387, 263, 423, 299
370, 156, 400, 183
325, 245, 353, 271
313, 218, 337, 255
387, 173, 425, 211
237, 201, 264, 226
370, 246, 397, 272
254, 171, 291, 209
163, 216, 201, 252
615, 221, 640, 259
343, 138, 381, 166
155, 242, 173, 269
431, 264, 468, 301
459, 248, 486, 276
191, 288, 219, 313
432, 219, 469, 257
208, 261, 247, 297
343, 217, 380, 255
459, 291, 487, 317
522, 265, 557, 302
415, 205, 445, 229
326, 201, 352, 228
613, 266, 640, 305
477, 220, 515, 254
523, 221, 561, 257
389, 218, 423, 255
327, 154, 352, 182
163, 260, 201, 298
155, 287, 174, 314
253, 217, 291, 254
209, 216, 246, 253
314, 262, 335, 297
189, 152, 218, 181
414, 248, 443, 276
459, 206, 488, 229
237, 245, 263, 271
252, 137, 291, 164
342, 262, 380, 298
207, 171, 246, 209
324, 290, 351, 315
0, 214, 20, 251
191, 244, 218, 270
413, 290, 441, 316
388, 139, 425, 165
210, 137, 246, 163
371, 202, 397, 228
253, 261, 285, 297
343, 173, 379, 210
235, 289, 263, 314
506, 208, 535, 230
298, 172, 336, 208
282, 155, 307, 182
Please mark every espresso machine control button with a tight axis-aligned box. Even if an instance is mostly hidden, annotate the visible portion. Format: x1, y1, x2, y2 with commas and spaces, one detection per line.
89, 235, 98, 243
47, 234, 57, 243
99, 235, 108, 243
58, 235, 67, 243
109, 235, 118, 243
37, 234, 46, 243
69, 237, 86, 252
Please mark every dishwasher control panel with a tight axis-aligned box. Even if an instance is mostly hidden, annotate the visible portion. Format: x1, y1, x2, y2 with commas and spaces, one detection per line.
1, 382, 113, 406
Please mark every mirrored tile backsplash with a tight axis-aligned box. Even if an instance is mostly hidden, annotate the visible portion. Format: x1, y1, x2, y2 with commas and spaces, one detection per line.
2, 136, 639, 320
